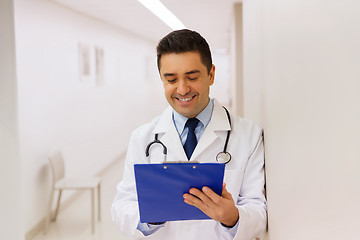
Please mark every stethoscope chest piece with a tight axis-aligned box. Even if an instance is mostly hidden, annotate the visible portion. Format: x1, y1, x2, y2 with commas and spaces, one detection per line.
216, 152, 231, 164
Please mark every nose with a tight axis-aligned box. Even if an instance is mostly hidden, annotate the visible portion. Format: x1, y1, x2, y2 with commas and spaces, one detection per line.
177, 79, 190, 96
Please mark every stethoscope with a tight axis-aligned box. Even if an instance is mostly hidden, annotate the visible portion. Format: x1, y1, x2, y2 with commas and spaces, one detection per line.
145, 107, 232, 164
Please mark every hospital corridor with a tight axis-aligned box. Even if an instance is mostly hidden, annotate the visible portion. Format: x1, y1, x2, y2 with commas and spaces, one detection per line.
2, 0, 360, 240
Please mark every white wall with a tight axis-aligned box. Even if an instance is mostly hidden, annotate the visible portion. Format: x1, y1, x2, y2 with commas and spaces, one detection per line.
14, 0, 167, 234
242, 0, 360, 239
230, 3, 244, 116
211, 51, 231, 108
0, 1, 22, 239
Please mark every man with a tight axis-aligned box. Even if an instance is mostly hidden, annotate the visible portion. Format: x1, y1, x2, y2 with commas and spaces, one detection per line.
112, 29, 267, 240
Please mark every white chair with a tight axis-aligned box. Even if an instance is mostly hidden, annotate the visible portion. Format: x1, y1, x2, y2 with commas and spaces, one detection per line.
45, 151, 101, 234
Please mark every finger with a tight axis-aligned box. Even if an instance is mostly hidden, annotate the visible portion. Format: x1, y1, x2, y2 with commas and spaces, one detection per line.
184, 188, 210, 205
189, 188, 213, 205
221, 184, 233, 199
202, 186, 222, 205
183, 193, 198, 206
183, 192, 211, 213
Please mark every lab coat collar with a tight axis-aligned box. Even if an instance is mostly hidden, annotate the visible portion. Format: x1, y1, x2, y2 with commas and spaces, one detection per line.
152, 99, 231, 161
153, 106, 174, 134
191, 100, 231, 160
152, 106, 186, 160
153, 99, 230, 133
208, 99, 231, 131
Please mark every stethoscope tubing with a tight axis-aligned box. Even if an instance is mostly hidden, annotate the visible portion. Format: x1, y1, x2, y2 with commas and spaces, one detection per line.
145, 133, 167, 157
145, 106, 232, 164
222, 107, 231, 153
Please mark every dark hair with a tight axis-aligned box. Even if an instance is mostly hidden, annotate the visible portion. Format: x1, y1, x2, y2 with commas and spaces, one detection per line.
156, 29, 212, 74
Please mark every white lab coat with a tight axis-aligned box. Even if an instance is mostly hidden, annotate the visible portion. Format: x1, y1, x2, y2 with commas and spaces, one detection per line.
112, 100, 267, 240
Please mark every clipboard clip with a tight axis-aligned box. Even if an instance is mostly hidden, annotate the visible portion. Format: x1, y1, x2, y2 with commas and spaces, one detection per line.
161, 160, 199, 169
161, 160, 199, 164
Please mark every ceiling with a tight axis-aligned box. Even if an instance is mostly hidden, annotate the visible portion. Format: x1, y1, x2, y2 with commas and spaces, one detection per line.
52, 0, 241, 53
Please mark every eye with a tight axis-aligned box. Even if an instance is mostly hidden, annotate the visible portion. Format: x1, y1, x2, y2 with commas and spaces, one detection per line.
188, 77, 198, 81
167, 78, 177, 83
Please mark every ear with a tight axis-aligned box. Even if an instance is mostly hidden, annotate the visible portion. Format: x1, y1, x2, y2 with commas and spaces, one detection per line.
209, 65, 215, 86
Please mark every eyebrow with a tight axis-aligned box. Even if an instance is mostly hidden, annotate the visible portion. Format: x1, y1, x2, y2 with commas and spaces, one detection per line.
163, 73, 176, 77
185, 70, 200, 75
163, 70, 200, 77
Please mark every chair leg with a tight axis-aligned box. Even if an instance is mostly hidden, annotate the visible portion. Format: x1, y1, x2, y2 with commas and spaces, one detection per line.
53, 189, 62, 221
43, 187, 55, 234
97, 183, 101, 221
91, 188, 95, 234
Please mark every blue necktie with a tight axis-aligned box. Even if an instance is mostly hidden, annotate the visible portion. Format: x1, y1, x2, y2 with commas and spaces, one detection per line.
183, 118, 199, 160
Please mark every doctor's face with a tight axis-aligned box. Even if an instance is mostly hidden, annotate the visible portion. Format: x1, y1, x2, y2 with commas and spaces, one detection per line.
159, 51, 215, 118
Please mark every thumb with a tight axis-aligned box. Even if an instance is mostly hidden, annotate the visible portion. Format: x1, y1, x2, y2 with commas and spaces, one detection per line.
222, 182, 232, 199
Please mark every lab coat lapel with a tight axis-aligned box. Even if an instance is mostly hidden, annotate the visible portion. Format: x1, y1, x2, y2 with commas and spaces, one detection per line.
153, 107, 188, 161
191, 100, 231, 161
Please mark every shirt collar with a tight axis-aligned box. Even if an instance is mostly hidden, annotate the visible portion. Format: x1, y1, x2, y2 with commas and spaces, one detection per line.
172, 98, 214, 134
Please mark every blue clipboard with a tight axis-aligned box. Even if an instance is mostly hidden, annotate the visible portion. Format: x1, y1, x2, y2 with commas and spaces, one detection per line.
134, 162, 225, 223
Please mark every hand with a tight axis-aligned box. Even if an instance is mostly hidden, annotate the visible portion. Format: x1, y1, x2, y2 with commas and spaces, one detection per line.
183, 183, 239, 227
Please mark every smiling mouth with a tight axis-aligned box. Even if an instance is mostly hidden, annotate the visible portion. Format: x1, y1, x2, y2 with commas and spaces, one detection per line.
177, 96, 195, 102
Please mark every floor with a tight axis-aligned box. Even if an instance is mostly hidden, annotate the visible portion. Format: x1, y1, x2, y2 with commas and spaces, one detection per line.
33, 159, 131, 240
